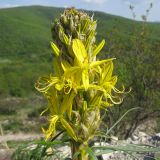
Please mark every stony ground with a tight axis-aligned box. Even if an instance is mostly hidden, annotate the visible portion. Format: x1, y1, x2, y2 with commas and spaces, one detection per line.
0, 132, 160, 160
0, 133, 43, 160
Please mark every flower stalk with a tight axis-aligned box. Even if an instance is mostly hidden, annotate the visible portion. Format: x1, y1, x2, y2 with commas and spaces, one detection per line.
35, 8, 126, 159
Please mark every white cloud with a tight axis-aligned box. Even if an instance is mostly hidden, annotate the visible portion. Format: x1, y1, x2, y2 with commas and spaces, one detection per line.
0, 3, 19, 8
82, 0, 107, 5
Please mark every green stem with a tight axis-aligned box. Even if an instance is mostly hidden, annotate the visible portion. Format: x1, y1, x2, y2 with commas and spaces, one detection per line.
71, 141, 89, 160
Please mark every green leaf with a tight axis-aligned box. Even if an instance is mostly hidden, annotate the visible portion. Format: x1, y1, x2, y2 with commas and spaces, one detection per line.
50, 42, 60, 57
105, 107, 141, 136
93, 144, 160, 153
35, 140, 64, 146
92, 39, 105, 58
86, 147, 98, 160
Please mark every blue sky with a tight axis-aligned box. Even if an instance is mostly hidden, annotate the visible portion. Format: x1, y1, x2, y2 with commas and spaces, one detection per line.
0, 0, 159, 21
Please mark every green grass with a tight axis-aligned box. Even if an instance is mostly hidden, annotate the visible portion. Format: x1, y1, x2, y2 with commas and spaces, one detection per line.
0, 5, 159, 97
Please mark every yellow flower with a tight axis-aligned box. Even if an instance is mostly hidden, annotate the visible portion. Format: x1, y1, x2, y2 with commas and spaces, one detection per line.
62, 39, 114, 91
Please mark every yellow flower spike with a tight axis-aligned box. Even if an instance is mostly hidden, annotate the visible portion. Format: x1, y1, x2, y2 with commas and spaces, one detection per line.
35, 9, 129, 155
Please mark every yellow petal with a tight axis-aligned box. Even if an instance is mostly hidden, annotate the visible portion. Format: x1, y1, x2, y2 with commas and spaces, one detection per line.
50, 42, 60, 57
60, 91, 75, 115
92, 39, 105, 58
82, 69, 89, 91
102, 61, 113, 82
61, 60, 71, 72
45, 115, 59, 140
35, 76, 59, 93
47, 93, 59, 115
60, 117, 78, 141
90, 58, 115, 68
72, 39, 87, 64
53, 59, 63, 77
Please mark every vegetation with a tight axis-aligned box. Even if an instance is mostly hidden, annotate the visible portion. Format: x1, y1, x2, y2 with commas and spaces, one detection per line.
0, 5, 160, 140
11, 8, 160, 160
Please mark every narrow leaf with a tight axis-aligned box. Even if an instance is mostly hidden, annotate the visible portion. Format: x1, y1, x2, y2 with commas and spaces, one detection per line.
86, 147, 98, 160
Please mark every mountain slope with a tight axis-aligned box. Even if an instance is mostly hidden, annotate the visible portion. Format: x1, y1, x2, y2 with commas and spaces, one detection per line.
0, 6, 160, 97
0, 6, 160, 59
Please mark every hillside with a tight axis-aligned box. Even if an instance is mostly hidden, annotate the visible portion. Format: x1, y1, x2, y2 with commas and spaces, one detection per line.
0, 6, 160, 58
0, 6, 160, 137
0, 5, 160, 97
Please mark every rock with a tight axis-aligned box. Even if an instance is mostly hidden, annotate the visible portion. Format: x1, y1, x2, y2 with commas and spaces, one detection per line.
0, 149, 14, 160
94, 132, 160, 160
111, 136, 118, 144
143, 153, 155, 160
131, 134, 139, 141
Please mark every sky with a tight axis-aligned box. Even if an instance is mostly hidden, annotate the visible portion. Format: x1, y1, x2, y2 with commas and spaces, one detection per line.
0, 0, 160, 21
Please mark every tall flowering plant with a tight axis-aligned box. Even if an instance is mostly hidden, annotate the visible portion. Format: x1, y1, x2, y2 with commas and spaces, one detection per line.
35, 8, 125, 160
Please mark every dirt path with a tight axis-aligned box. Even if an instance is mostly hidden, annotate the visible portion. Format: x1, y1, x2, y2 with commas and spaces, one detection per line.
0, 133, 43, 143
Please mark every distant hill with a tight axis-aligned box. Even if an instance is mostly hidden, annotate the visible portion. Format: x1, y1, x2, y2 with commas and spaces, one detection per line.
0, 6, 160, 59
0, 5, 160, 137
0, 5, 160, 97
